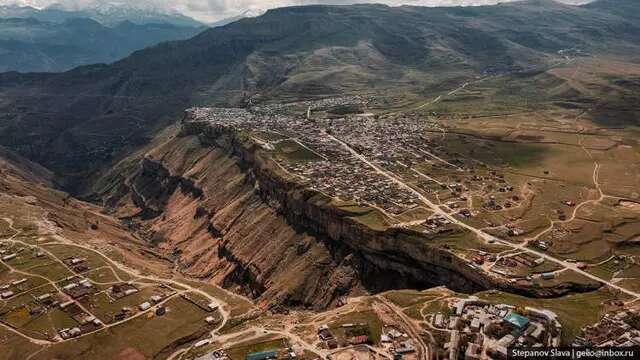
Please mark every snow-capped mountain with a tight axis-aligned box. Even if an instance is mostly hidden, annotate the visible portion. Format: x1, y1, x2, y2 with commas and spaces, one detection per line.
208, 8, 267, 27
0, 3, 204, 27
0, 2, 208, 73
50, 2, 204, 27
242, 8, 267, 18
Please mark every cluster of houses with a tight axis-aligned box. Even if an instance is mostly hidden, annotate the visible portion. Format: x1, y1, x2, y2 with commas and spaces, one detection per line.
317, 322, 373, 348
380, 327, 417, 358
53, 276, 102, 339
58, 301, 103, 340
1, 243, 48, 263
284, 158, 420, 215
573, 305, 640, 347
432, 296, 561, 360
0, 274, 103, 340
529, 240, 552, 252
107, 283, 177, 322
64, 256, 90, 273
108, 283, 140, 300
317, 324, 339, 349
315, 322, 416, 359
0, 277, 28, 299
62, 277, 95, 299
488, 252, 558, 283
186, 95, 537, 236
187, 105, 424, 216
424, 215, 452, 231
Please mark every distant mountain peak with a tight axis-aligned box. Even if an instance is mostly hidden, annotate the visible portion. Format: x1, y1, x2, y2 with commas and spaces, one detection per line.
206, 8, 266, 28
241, 8, 267, 18
0, 2, 204, 28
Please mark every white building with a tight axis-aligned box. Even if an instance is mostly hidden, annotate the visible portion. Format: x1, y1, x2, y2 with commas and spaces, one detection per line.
434, 313, 444, 328
195, 339, 211, 348
497, 334, 515, 347
2, 254, 17, 261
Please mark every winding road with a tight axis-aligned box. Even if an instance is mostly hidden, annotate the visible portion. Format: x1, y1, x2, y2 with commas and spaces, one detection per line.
0, 218, 231, 351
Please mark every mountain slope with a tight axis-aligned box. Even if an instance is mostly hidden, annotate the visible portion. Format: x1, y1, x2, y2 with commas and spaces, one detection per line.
0, 145, 53, 186
584, 0, 640, 18
0, 1, 639, 185
0, 17, 206, 72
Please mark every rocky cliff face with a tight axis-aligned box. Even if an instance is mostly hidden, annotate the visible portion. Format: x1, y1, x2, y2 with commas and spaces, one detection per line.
93, 129, 368, 309
91, 114, 599, 309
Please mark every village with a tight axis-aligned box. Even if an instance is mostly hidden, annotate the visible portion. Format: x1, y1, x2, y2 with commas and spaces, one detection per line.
572, 304, 640, 348
185, 99, 531, 225
0, 231, 222, 344
184, 100, 595, 291
431, 297, 561, 360
191, 295, 424, 360
1, 91, 639, 359
189, 289, 571, 360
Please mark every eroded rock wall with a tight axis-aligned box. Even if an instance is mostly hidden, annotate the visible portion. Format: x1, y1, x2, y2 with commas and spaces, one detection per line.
93, 117, 597, 309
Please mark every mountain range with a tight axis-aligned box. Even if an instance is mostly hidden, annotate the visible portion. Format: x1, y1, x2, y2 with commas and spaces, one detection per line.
0, 17, 206, 72
0, 4, 211, 73
0, 3, 204, 27
0, 0, 639, 188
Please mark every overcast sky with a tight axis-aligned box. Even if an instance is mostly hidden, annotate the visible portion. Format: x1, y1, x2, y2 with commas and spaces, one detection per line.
1, 0, 593, 22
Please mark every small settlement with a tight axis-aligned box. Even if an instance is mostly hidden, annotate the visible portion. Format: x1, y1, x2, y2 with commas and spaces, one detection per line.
431, 296, 561, 360
573, 305, 640, 347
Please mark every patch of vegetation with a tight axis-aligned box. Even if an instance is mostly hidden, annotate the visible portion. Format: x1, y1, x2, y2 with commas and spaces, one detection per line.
37, 297, 212, 360
329, 310, 383, 344
274, 140, 323, 163
349, 209, 392, 232
383, 289, 439, 308
0, 327, 41, 359
429, 230, 508, 254
422, 299, 453, 316
587, 257, 630, 281
180, 279, 255, 317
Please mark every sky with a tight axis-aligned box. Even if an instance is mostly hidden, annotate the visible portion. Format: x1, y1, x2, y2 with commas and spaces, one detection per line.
1, 0, 593, 22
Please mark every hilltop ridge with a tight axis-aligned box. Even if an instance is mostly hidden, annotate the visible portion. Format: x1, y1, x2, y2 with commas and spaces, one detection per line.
1, 1, 639, 184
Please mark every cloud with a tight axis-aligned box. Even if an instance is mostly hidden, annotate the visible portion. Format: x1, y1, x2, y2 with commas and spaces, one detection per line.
0, 0, 593, 22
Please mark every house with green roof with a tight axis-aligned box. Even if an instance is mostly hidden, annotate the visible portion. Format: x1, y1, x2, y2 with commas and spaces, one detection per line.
504, 312, 530, 331
245, 350, 279, 360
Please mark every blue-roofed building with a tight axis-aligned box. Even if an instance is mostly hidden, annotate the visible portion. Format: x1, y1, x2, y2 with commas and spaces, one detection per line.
246, 350, 279, 360
504, 312, 530, 331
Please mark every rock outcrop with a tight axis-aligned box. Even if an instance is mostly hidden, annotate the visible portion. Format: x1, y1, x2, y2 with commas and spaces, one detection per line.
91, 114, 600, 309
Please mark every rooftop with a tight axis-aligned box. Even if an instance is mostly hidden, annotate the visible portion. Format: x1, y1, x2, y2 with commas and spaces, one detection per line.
505, 312, 530, 329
